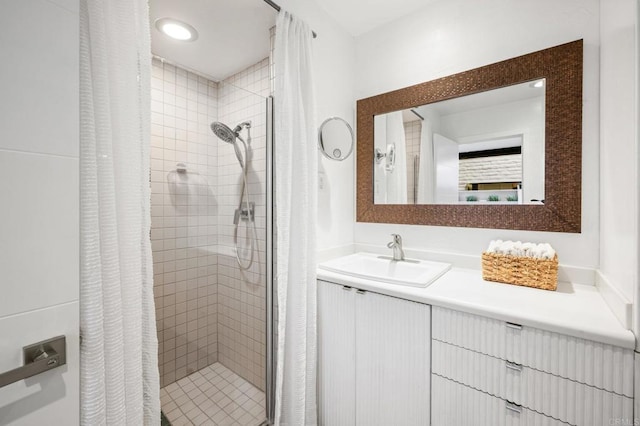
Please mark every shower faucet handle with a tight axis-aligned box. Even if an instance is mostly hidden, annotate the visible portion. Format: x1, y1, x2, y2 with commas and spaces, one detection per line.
234, 202, 255, 224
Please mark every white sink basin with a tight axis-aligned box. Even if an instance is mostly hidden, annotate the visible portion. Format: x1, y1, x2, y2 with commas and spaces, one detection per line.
318, 252, 451, 288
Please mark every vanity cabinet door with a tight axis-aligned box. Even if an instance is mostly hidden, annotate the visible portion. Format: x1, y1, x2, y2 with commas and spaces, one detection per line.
318, 280, 356, 426
355, 291, 431, 426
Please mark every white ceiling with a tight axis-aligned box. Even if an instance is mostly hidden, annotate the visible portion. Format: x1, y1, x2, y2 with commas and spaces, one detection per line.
148, 0, 443, 80
149, 0, 277, 81
316, 0, 440, 36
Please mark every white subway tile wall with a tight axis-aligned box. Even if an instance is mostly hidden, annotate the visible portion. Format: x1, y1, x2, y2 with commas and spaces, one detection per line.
151, 56, 269, 391
216, 58, 270, 390
404, 120, 421, 204
151, 58, 220, 387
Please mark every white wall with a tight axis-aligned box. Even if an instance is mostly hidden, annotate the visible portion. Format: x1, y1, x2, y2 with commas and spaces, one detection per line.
0, 0, 79, 424
354, 0, 600, 270
278, 0, 357, 256
637, 0, 640, 353
599, 0, 638, 346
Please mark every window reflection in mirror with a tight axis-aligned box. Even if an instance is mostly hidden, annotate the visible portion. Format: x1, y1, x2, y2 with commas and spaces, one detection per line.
373, 79, 545, 205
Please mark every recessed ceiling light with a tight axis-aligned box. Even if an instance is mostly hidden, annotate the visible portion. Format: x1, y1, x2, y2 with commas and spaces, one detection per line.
155, 18, 198, 42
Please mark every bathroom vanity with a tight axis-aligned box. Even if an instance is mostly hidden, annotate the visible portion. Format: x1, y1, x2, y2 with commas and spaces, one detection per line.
317, 281, 431, 425
317, 257, 635, 426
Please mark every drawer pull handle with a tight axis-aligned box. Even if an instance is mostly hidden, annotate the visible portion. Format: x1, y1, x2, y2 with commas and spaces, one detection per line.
505, 322, 522, 330
506, 401, 522, 414
356, 289, 366, 295
342, 286, 352, 291
506, 361, 522, 372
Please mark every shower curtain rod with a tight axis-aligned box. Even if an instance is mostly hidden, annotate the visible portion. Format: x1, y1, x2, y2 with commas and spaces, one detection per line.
263, 0, 318, 38
411, 109, 425, 121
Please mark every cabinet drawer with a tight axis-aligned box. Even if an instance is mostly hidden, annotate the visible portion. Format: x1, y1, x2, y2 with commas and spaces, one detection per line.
432, 307, 634, 397
432, 340, 634, 426
432, 374, 568, 426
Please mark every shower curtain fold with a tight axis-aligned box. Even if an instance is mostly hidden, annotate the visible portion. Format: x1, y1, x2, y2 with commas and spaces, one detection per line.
79, 0, 159, 424
417, 117, 435, 204
385, 111, 407, 204
273, 10, 318, 426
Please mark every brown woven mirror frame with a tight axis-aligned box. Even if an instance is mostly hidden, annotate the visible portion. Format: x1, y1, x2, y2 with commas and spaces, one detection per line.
356, 40, 583, 233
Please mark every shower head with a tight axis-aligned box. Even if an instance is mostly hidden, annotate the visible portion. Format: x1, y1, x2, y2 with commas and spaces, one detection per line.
211, 121, 237, 144
210, 121, 247, 169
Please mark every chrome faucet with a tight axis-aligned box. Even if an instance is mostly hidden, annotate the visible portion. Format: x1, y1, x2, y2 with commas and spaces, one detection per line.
387, 234, 405, 261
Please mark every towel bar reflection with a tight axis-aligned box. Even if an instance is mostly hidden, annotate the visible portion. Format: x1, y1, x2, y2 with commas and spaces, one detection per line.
0, 336, 66, 388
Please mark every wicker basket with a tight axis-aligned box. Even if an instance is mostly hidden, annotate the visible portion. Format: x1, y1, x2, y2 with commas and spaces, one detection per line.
481, 252, 559, 291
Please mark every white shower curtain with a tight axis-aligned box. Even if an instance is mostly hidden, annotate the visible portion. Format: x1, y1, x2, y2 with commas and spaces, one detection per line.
80, 1, 159, 425
274, 11, 318, 426
417, 117, 435, 204
373, 115, 388, 203
385, 111, 408, 204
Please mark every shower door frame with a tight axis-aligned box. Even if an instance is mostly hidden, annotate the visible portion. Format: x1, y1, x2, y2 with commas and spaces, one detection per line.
264, 95, 276, 425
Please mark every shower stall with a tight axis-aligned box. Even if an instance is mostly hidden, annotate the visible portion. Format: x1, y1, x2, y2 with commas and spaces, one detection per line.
150, 54, 275, 425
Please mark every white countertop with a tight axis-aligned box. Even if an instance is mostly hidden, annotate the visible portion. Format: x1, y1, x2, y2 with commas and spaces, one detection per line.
317, 266, 636, 350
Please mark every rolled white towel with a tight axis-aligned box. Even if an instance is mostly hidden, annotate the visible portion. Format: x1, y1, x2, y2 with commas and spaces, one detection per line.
486, 240, 499, 253
521, 242, 535, 257
501, 240, 515, 256
512, 241, 523, 257
486, 239, 503, 254
540, 243, 556, 259
533, 243, 545, 259
486, 240, 556, 259
531, 243, 555, 259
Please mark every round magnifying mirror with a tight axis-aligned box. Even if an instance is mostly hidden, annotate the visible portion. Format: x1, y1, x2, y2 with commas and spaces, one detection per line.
318, 117, 354, 161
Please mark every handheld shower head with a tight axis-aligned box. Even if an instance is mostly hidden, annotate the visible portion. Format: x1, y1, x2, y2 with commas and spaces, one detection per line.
210, 122, 236, 143
210, 121, 246, 169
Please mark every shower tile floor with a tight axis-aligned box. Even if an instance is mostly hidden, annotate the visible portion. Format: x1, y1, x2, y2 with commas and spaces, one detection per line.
161, 362, 265, 426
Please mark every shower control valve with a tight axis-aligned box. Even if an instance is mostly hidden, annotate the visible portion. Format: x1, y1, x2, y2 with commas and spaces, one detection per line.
234, 202, 255, 224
